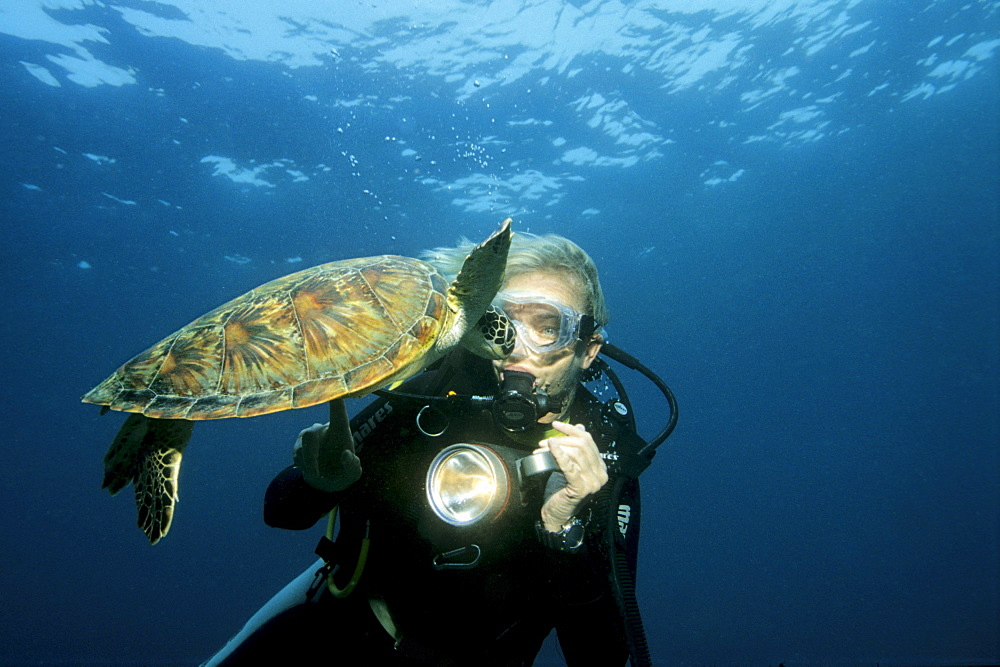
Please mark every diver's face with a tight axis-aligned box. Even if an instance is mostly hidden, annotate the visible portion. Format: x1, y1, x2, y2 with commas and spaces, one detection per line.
492, 271, 602, 423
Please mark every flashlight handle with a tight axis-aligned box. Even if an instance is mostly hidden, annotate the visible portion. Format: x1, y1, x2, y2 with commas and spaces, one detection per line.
519, 450, 558, 478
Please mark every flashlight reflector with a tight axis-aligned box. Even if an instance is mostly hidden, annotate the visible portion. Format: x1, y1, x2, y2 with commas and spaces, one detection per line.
426, 444, 510, 527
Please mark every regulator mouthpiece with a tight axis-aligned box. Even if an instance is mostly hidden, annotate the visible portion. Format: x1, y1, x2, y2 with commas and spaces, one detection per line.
492, 370, 554, 432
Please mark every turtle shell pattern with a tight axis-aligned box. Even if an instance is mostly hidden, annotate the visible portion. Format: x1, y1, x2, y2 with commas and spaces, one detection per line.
83, 255, 449, 420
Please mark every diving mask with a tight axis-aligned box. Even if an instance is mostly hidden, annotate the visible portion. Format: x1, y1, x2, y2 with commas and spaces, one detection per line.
494, 291, 600, 355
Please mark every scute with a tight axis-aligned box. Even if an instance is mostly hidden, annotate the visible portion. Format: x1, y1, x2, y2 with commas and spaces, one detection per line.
82, 254, 448, 420
149, 326, 226, 397
216, 292, 306, 396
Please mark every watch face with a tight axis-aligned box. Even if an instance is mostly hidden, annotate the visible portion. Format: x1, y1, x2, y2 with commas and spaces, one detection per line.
537, 519, 585, 552
564, 521, 585, 549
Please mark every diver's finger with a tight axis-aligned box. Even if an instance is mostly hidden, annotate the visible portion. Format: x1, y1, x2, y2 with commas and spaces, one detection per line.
551, 420, 588, 436
548, 440, 590, 478
553, 438, 606, 479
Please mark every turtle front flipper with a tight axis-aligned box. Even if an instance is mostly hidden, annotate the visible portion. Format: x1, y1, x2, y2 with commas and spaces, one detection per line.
102, 414, 195, 544
437, 217, 512, 355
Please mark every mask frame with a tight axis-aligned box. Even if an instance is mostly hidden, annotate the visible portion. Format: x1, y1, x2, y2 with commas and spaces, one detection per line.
494, 291, 601, 354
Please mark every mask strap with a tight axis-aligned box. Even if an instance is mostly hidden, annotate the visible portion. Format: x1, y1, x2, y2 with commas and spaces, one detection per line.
579, 314, 599, 342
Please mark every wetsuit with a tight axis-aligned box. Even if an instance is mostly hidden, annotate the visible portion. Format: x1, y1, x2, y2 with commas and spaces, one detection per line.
218, 353, 640, 666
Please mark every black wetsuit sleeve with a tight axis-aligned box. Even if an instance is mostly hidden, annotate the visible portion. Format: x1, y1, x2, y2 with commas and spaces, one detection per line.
263, 392, 415, 530
263, 465, 344, 530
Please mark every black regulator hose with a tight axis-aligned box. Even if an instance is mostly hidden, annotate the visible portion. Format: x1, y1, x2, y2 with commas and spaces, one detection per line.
599, 343, 679, 459
375, 343, 677, 458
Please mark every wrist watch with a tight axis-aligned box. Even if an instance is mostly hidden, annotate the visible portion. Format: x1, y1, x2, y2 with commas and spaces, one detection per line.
536, 518, 585, 553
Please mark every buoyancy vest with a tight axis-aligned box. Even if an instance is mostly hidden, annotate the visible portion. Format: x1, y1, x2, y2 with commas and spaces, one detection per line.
321, 353, 653, 664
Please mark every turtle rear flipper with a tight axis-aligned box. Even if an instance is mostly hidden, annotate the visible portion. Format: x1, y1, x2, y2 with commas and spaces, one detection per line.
135, 436, 188, 544
102, 415, 194, 544
102, 413, 149, 495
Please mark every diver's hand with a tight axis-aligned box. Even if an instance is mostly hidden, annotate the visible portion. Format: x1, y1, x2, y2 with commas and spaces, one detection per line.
293, 399, 361, 493
538, 421, 608, 533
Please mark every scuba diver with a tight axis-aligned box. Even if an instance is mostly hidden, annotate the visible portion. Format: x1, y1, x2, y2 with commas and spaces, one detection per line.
204, 233, 677, 666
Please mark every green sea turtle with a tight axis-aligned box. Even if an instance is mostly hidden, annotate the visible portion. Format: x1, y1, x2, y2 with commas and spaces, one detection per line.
84, 219, 514, 544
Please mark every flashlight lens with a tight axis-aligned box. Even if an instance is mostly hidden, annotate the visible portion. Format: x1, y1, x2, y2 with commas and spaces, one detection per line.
430, 449, 497, 525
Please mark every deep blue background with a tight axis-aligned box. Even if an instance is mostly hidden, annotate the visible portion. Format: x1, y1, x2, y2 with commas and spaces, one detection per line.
0, 2, 997, 664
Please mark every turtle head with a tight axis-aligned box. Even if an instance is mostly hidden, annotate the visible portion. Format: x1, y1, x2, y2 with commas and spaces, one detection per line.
461, 305, 516, 360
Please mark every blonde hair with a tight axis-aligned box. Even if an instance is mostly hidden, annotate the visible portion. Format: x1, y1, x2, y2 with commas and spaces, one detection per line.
423, 230, 609, 327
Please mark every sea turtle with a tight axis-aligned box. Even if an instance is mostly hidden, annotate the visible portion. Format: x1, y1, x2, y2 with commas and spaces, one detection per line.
84, 219, 515, 544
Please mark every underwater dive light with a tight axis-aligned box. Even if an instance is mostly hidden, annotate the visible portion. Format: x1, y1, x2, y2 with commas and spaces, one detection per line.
425, 443, 559, 528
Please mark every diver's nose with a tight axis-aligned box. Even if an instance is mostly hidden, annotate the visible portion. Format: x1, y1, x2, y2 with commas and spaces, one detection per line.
507, 334, 530, 359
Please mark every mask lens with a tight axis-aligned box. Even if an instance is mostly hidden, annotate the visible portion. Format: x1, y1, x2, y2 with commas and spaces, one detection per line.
496, 294, 582, 352
509, 302, 562, 347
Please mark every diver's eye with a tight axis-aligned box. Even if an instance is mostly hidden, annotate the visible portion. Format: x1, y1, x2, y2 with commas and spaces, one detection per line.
538, 326, 559, 341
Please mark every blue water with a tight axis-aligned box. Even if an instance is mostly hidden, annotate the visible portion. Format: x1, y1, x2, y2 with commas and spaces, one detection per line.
1, 1, 997, 664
